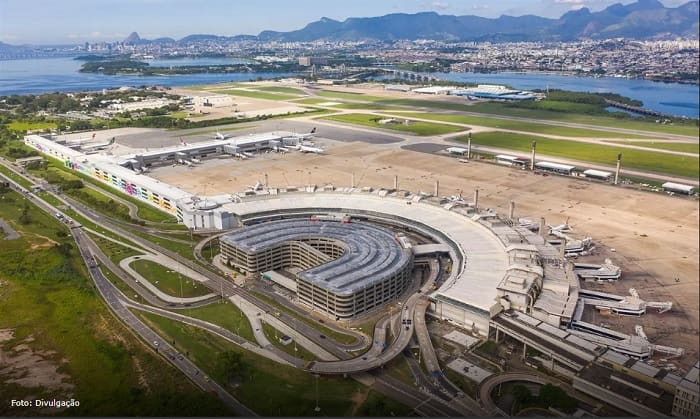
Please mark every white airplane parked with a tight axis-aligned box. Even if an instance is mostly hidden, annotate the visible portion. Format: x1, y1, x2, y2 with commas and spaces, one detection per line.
80, 137, 116, 151
213, 131, 233, 140
297, 144, 324, 154
549, 217, 572, 233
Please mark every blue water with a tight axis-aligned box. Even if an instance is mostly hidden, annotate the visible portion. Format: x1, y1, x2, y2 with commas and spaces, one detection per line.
0, 57, 289, 95
436, 72, 699, 118
0, 57, 697, 118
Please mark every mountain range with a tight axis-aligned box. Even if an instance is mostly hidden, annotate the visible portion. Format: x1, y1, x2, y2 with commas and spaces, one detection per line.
136, 0, 698, 43
1, 0, 697, 55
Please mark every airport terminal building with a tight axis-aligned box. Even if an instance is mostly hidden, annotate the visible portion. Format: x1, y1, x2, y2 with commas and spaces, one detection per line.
25, 131, 579, 332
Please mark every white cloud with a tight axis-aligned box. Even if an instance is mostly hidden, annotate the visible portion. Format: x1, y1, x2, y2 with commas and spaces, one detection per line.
0, 34, 19, 41
431, 1, 449, 9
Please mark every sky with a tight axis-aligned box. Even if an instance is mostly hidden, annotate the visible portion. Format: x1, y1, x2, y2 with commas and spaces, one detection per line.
0, 0, 692, 45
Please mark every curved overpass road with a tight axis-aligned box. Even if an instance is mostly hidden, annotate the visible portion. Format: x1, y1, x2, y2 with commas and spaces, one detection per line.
79, 228, 257, 415
478, 372, 550, 416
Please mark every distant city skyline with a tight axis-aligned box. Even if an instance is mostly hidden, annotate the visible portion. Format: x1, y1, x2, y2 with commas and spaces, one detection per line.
0, 0, 692, 45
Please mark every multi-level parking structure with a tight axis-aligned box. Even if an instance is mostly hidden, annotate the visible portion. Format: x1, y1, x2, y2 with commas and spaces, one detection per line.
220, 219, 414, 319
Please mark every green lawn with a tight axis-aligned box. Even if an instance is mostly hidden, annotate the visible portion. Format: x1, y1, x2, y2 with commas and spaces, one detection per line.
0, 189, 233, 416
262, 322, 317, 361
321, 113, 466, 136
124, 228, 198, 261
136, 312, 384, 416
458, 132, 699, 178
316, 90, 387, 102
7, 120, 57, 132
130, 259, 211, 298
251, 291, 358, 345
383, 354, 416, 387
604, 140, 700, 154
183, 301, 255, 342
332, 97, 699, 137
0, 164, 34, 189
217, 89, 300, 101
394, 112, 653, 139
293, 98, 337, 105
91, 234, 142, 263
255, 86, 307, 95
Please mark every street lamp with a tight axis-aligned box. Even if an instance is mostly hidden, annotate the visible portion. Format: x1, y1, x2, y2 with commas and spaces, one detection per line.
314, 374, 321, 412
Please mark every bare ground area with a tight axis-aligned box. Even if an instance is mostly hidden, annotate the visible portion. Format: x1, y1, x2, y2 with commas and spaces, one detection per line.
150, 140, 699, 368
0, 329, 75, 409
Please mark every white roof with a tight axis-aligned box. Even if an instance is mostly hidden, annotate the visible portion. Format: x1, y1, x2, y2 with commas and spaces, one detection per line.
221, 192, 509, 313
535, 161, 576, 171
412, 86, 453, 94
583, 169, 613, 178
446, 147, 468, 153
496, 154, 527, 161
662, 182, 695, 192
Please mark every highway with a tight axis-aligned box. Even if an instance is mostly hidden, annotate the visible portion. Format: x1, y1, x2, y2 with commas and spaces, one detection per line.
0, 167, 255, 416
0, 157, 480, 416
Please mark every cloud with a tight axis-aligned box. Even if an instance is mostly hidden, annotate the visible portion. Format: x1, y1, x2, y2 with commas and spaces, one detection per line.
0, 34, 19, 41
431, 1, 449, 9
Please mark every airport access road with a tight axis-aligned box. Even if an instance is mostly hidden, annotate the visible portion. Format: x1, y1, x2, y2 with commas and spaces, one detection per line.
71, 228, 256, 416
0, 159, 477, 417
0, 165, 255, 416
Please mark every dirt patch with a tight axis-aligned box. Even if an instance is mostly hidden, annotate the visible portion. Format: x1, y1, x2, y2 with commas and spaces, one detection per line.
28, 233, 59, 250
350, 386, 370, 416
0, 334, 74, 395
131, 355, 152, 394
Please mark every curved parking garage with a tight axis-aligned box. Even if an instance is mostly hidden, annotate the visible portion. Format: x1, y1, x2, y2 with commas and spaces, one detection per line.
220, 218, 414, 319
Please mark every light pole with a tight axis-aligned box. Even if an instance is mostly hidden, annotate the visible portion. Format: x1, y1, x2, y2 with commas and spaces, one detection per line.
314, 374, 321, 412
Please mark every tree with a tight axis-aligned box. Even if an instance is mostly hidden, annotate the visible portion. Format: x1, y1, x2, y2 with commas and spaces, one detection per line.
19, 201, 31, 225
217, 351, 245, 384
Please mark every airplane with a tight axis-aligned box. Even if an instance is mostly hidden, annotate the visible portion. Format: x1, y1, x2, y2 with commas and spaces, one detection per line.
246, 182, 263, 191
80, 137, 116, 151
288, 127, 317, 142
213, 131, 233, 140
298, 144, 324, 154
549, 217, 572, 233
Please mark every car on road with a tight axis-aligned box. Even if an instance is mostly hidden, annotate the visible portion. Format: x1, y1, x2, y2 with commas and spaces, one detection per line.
319, 335, 326, 339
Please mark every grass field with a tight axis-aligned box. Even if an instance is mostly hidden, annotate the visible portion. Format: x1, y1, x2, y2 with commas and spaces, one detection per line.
309, 94, 698, 137
375, 98, 700, 137
293, 98, 338, 105
0, 164, 34, 189
604, 140, 700, 154
136, 312, 408, 416
262, 322, 317, 361
0, 189, 233, 416
182, 301, 255, 342
130, 259, 211, 298
393, 112, 653, 139
217, 89, 300, 101
251, 291, 358, 345
321, 113, 466, 136
458, 132, 699, 178
91, 235, 142, 263
7, 120, 57, 132
125, 228, 198, 261
317, 90, 387, 102
255, 86, 307, 95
